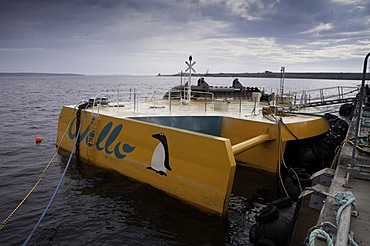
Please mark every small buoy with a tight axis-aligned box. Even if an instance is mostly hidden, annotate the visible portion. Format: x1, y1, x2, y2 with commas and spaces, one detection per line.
35, 137, 42, 144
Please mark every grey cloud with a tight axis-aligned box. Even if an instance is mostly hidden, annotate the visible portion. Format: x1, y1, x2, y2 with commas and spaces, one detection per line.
0, 0, 369, 74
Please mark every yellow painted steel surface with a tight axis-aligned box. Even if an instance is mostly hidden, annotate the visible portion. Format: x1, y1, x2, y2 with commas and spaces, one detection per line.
57, 106, 236, 216
221, 116, 330, 173
231, 134, 271, 155
56, 101, 330, 215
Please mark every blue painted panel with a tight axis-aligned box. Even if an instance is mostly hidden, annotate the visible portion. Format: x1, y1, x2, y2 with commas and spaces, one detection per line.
130, 116, 223, 136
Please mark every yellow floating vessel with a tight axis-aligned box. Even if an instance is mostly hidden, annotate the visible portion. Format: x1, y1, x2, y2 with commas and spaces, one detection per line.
56, 58, 333, 217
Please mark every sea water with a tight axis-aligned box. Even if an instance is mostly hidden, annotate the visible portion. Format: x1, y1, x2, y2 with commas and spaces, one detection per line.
0, 75, 357, 245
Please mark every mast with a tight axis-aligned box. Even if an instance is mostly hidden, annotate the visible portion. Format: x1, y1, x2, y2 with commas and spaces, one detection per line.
280, 66, 285, 96
185, 55, 196, 103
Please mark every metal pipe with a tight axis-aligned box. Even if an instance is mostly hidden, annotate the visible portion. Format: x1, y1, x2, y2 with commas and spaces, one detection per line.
352, 52, 370, 158
204, 95, 207, 114
116, 88, 119, 114
335, 201, 352, 246
239, 97, 242, 114
134, 89, 136, 112
169, 90, 172, 113
232, 134, 270, 155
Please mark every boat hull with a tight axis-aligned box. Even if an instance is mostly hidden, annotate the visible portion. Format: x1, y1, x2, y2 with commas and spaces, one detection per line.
57, 106, 236, 216
56, 103, 330, 216
221, 116, 330, 172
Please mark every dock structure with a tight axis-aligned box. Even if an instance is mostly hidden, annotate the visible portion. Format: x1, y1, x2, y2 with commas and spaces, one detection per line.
296, 97, 356, 108
310, 111, 370, 246
290, 53, 370, 246
277, 86, 359, 110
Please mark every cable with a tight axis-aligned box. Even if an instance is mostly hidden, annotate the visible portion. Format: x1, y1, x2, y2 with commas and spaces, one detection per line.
22, 104, 87, 245
277, 118, 289, 197
0, 104, 80, 231
277, 118, 305, 196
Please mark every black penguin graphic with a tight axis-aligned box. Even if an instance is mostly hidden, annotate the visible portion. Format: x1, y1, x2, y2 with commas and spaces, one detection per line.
147, 133, 171, 176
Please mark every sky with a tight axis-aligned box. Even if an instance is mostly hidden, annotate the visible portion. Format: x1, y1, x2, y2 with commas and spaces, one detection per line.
1, 0, 370, 75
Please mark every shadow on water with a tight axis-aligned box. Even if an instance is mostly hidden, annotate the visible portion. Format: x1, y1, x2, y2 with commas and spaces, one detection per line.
35, 150, 278, 245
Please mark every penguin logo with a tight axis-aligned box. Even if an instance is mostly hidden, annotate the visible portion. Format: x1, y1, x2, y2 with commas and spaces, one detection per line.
147, 133, 171, 176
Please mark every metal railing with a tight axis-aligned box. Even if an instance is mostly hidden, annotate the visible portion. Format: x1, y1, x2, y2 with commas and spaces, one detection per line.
88, 84, 360, 118
90, 90, 138, 115
88, 88, 219, 115
167, 89, 215, 113
352, 52, 370, 158
276, 86, 359, 108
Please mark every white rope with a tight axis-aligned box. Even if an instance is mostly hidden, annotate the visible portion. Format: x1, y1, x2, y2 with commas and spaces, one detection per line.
309, 228, 333, 246
306, 189, 359, 246
333, 192, 358, 246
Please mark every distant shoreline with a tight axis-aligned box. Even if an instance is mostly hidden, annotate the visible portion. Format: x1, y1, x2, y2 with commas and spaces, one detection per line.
1, 72, 367, 80
162, 72, 368, 80
0, 72, 85, 77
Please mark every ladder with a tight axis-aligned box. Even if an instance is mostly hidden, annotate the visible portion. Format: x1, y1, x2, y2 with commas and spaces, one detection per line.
86, 113, 100, 163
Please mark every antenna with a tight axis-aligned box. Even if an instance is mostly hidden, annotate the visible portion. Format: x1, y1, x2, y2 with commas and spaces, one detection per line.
185, 55, 196, 103
280, 66, 285, 96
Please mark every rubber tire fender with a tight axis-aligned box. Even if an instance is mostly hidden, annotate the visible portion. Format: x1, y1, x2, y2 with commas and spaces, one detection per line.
255, 205, 279, 224
270, 196, 293, 209
255, 238, 278, 246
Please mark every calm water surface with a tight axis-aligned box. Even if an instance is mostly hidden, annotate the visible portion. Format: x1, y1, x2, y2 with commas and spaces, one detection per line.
0, 75, 357, 245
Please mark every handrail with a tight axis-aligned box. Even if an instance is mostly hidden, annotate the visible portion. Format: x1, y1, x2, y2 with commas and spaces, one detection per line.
167, 89, 215, 114
282, 86, 359, 108
88, 88, 219, 115
300, 86, 357, 99
297, 86, 358, 94
352, 52, 370, 158
91, 88, 151, 114
86, 84, 360, 116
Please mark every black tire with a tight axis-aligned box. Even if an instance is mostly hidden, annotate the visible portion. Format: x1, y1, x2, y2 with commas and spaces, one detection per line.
270, 196, 293, 209
255, 205, 279, 224
255, 238, 278, 246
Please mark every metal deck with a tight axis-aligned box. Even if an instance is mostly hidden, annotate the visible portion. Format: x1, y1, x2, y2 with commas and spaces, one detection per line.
290, 53, 370, 246
312, 110, 370, 246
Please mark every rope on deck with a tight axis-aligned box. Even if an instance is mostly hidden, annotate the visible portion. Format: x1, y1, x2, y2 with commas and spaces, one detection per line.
308, 229, 333, 246
333, 192, 357, 226
334, 192, 358, 246
0, 103, 80, 231
346, 136, 370, 154
306, 188, 359, 246
23, 103, 88, 246
329, 134, 370, 170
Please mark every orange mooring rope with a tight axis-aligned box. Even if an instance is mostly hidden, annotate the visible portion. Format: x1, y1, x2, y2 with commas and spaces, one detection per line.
0, 103, 79, 231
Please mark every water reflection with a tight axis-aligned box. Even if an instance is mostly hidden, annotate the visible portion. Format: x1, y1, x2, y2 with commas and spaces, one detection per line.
48, 150, 278, 245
